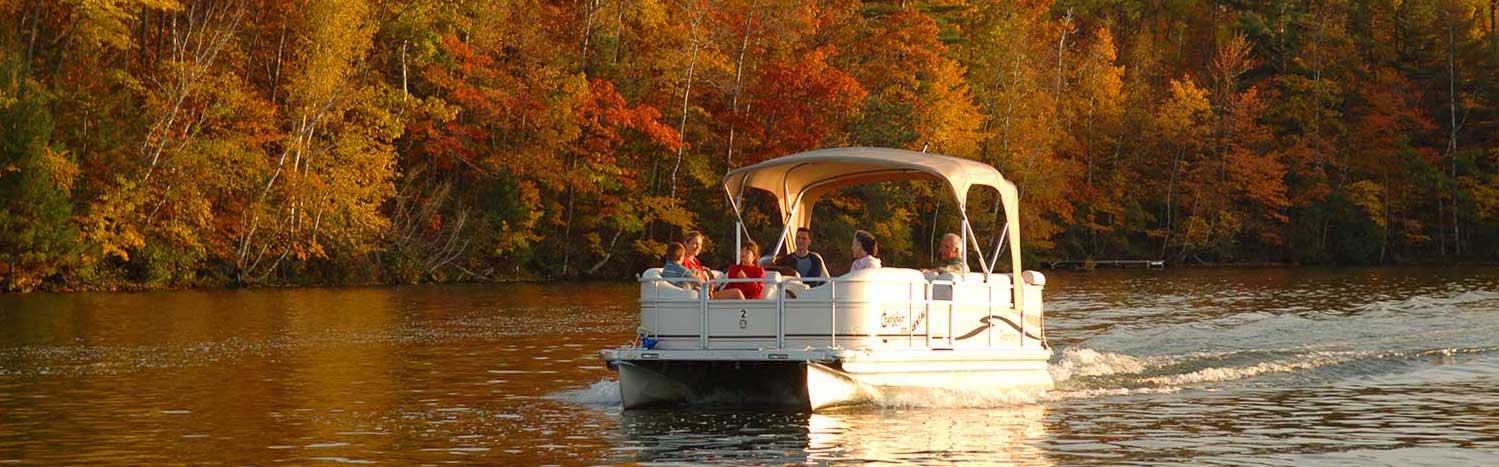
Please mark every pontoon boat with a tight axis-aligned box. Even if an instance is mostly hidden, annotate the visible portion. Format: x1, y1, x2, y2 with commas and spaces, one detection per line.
600, 147, 1052, 410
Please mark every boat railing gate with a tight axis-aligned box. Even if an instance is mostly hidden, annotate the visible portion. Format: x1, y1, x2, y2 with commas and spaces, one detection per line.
642, 274, 1028, 351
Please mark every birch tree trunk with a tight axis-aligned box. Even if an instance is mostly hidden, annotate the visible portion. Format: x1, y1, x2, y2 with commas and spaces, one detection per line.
668, 3, 704, 200
724, 1, 756, 170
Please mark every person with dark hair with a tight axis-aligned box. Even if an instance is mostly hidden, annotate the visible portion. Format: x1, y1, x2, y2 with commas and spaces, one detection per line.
661, 242, 692, 281
773, 226, 829, 283
849, 229, 882, 273
725, 240, 765, 300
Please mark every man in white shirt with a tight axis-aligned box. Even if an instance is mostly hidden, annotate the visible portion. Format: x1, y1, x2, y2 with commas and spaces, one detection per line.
849, 230, 882, 273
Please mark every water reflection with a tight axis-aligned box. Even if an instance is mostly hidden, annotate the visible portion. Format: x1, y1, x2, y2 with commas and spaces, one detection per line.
608, 404, 1051, 465
0, 285, 638, 465
806, 405, 1051, 465
2, 269, 1498, 464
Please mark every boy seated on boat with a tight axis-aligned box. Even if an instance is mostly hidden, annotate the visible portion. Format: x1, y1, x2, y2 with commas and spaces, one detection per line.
663, 239, 747, 299
661, 242, 694, 282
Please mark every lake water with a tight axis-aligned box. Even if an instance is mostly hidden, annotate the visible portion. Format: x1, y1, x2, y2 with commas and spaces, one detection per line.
2, 267, 1498, 465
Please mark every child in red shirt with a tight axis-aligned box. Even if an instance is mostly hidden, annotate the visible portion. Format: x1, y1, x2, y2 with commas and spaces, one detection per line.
725, 241, 765, 300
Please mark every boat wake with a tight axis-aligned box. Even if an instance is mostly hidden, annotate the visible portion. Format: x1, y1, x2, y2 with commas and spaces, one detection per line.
545, 378, 622, 407
548, 344, 1499, 410
1045, 344, 1499, 399
1048, 347, 1148, 382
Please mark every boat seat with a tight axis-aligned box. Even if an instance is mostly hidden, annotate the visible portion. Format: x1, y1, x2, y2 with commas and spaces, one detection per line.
931, 272, 958, 300
795, 267, 926, 301
639, 268, 699, 301
925, 269, 984, 281
761, 271, 781, 300
781, 280, 811, 298
1022, 270, 1046, 286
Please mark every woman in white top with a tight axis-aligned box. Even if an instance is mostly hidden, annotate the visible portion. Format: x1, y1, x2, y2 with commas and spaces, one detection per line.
848, 229, 882, 273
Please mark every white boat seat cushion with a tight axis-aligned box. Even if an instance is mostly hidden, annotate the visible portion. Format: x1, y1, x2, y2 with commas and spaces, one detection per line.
931, 272, 957, 300
761, 271, 781, 300
796, 267, 926, 301
639, 268, 699, 301
781, 280, 811, 298
1022, 270, 1046, 286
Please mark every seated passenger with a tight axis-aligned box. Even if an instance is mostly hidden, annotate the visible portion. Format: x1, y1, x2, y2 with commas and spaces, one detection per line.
660, 242, 694, 284
725, 241, 765, 300
848, 229, 882, 274
683, 230, 744, 299
711, 285, 745, 300
682, 230, 713, 283
925, 233, 969, 276
664, 241, 744, 298
773, 227, 829, 286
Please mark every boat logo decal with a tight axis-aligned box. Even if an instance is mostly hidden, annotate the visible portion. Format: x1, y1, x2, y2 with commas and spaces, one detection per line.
879, 308, 907, 329
954, 315, 1045, 341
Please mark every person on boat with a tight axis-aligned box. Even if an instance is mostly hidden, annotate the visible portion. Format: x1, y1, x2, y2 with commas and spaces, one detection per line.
725, 241, 765, 300
773, 227, 829, 285
663, 241, 742, 298
682, 231, 714, 283
926, 233, 969, 276
848, 230, 882, 273
682, 230, 750, 299
660, 242, 693, 282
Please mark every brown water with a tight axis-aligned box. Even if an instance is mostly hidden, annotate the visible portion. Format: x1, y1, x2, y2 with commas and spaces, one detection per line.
2, 267, 1498, 465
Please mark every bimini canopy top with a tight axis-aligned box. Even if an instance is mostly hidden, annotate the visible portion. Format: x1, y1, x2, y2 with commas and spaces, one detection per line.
724, 147, 1026, 296
723, 147, 1018, 234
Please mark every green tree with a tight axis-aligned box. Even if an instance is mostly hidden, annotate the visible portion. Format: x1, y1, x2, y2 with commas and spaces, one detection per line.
0, 79, 78, 291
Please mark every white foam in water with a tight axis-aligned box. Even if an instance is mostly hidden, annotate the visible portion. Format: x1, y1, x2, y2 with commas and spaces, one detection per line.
870, 386, 1046, 409
1049, 347, 1150, 383
1036, 347, 1383, 400
546, 378, 622, 407
1140, 350, 1366, 386
546, 347, 1392, 409
1043, 386, 1184, 401
865, 348, 1164, 408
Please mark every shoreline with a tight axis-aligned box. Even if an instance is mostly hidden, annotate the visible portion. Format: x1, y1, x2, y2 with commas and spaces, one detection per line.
9, 262, 1499, 295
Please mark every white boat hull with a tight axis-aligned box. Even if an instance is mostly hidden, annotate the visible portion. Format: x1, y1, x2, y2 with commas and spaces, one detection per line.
605, 348, 1053, 411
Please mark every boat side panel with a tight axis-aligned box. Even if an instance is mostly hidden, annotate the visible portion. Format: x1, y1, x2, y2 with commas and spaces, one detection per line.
638, 302, 703, 348
638, 272, 1046, 351
706, 301, 779, 349
617, 360, 810, 409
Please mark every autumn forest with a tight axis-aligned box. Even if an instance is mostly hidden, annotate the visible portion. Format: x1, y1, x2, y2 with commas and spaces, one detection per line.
2, 0, 1499, 292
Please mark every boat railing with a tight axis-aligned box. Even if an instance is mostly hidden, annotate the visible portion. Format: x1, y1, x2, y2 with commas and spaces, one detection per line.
640, 273, 1031, 351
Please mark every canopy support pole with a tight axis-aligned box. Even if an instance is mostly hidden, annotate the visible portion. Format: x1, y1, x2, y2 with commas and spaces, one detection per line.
959, 208, 992, 281
770, 190, 808, 257
989, 223, 1007, 273
959, 213, 968, 267
724, 179, 755, 258
723, 182, 753, 236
